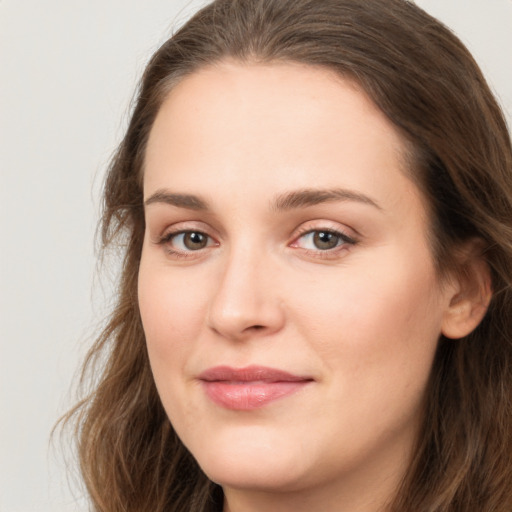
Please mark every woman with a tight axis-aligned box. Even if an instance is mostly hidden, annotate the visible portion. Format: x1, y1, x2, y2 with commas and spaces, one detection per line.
66, 0, 512, 510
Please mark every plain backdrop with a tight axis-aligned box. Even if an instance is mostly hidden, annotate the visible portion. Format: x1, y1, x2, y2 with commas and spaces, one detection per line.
1, 1, 511, 511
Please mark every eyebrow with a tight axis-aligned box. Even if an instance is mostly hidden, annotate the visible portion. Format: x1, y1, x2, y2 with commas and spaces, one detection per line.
272, 188, 382, 211
144, 187, 382, 211
144, 190, 209, 210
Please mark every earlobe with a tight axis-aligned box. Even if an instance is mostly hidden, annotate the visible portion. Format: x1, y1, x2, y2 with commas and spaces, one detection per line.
441, 241, 493, 340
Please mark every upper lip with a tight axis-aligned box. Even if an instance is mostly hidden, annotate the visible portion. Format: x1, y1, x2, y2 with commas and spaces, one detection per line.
198, 365, 313, 382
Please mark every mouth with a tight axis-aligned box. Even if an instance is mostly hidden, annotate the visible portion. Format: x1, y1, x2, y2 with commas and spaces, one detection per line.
198, 365, 314, 410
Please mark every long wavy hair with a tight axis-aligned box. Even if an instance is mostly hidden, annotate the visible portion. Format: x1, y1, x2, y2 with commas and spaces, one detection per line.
62, 0, 512, 510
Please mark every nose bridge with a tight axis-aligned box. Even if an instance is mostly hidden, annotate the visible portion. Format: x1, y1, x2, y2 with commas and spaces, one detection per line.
207, 236, 284, 339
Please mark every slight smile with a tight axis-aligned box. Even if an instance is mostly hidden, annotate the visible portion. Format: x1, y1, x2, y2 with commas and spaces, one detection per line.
198, 365, 314, 411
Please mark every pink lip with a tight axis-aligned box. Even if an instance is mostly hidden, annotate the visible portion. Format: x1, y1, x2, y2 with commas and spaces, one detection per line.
198, 365, 313, 410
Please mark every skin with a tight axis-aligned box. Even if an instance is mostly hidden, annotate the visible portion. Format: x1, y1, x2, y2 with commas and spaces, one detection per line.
138, 62, 484, 512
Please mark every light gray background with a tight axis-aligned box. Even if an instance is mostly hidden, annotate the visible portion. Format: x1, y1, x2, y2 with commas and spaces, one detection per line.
1, 1, 511, 511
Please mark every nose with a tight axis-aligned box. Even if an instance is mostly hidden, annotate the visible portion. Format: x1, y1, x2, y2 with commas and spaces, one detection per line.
207, 245, 285, 341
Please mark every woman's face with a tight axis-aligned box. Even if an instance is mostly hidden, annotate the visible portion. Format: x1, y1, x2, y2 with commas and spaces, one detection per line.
139, 62, 457, 507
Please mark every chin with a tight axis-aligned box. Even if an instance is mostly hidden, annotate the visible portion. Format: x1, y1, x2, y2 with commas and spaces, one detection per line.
188, 425, 310, 491
203, 459, 307, 493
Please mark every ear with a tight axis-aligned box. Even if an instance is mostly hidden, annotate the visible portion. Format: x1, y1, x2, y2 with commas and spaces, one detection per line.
441, 239, 493, 340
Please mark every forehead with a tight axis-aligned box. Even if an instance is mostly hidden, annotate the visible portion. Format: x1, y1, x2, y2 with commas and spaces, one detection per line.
143, 61, 418, 213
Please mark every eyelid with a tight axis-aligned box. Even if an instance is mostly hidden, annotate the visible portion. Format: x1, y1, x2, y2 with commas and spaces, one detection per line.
288, 221, 358, 257
151, 220, 217, 243
291, 228, 356, 247
291, 220, 358, 243
159, 230, 215, 246
151, 221, 219, 259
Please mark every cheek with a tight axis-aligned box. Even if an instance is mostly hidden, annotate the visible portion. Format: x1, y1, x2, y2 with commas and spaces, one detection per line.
283, 255, 445, 462
137, 257, 214, 435
137, 256, 208, 376
290, 251, 445, 383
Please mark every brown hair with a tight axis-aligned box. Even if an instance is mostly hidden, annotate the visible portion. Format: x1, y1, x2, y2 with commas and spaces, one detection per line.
63, 0, 512, 510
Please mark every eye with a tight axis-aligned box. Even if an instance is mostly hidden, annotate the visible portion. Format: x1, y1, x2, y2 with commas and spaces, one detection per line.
160, 230, 214, 252
292, 229, 356, 251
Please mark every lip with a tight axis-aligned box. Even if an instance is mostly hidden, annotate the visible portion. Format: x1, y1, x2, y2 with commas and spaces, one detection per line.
198, 365, 313, 410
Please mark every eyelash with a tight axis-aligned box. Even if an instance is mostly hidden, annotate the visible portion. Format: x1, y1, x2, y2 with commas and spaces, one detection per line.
156, 226, 357, 260
290, 227, 357, 259
156, 230, 216, 259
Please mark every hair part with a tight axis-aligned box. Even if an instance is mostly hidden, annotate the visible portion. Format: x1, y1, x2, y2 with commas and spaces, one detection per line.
61, 1, 512, 510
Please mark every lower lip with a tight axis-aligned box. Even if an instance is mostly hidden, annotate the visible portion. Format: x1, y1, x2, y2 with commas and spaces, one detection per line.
201, 381, 310, 410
